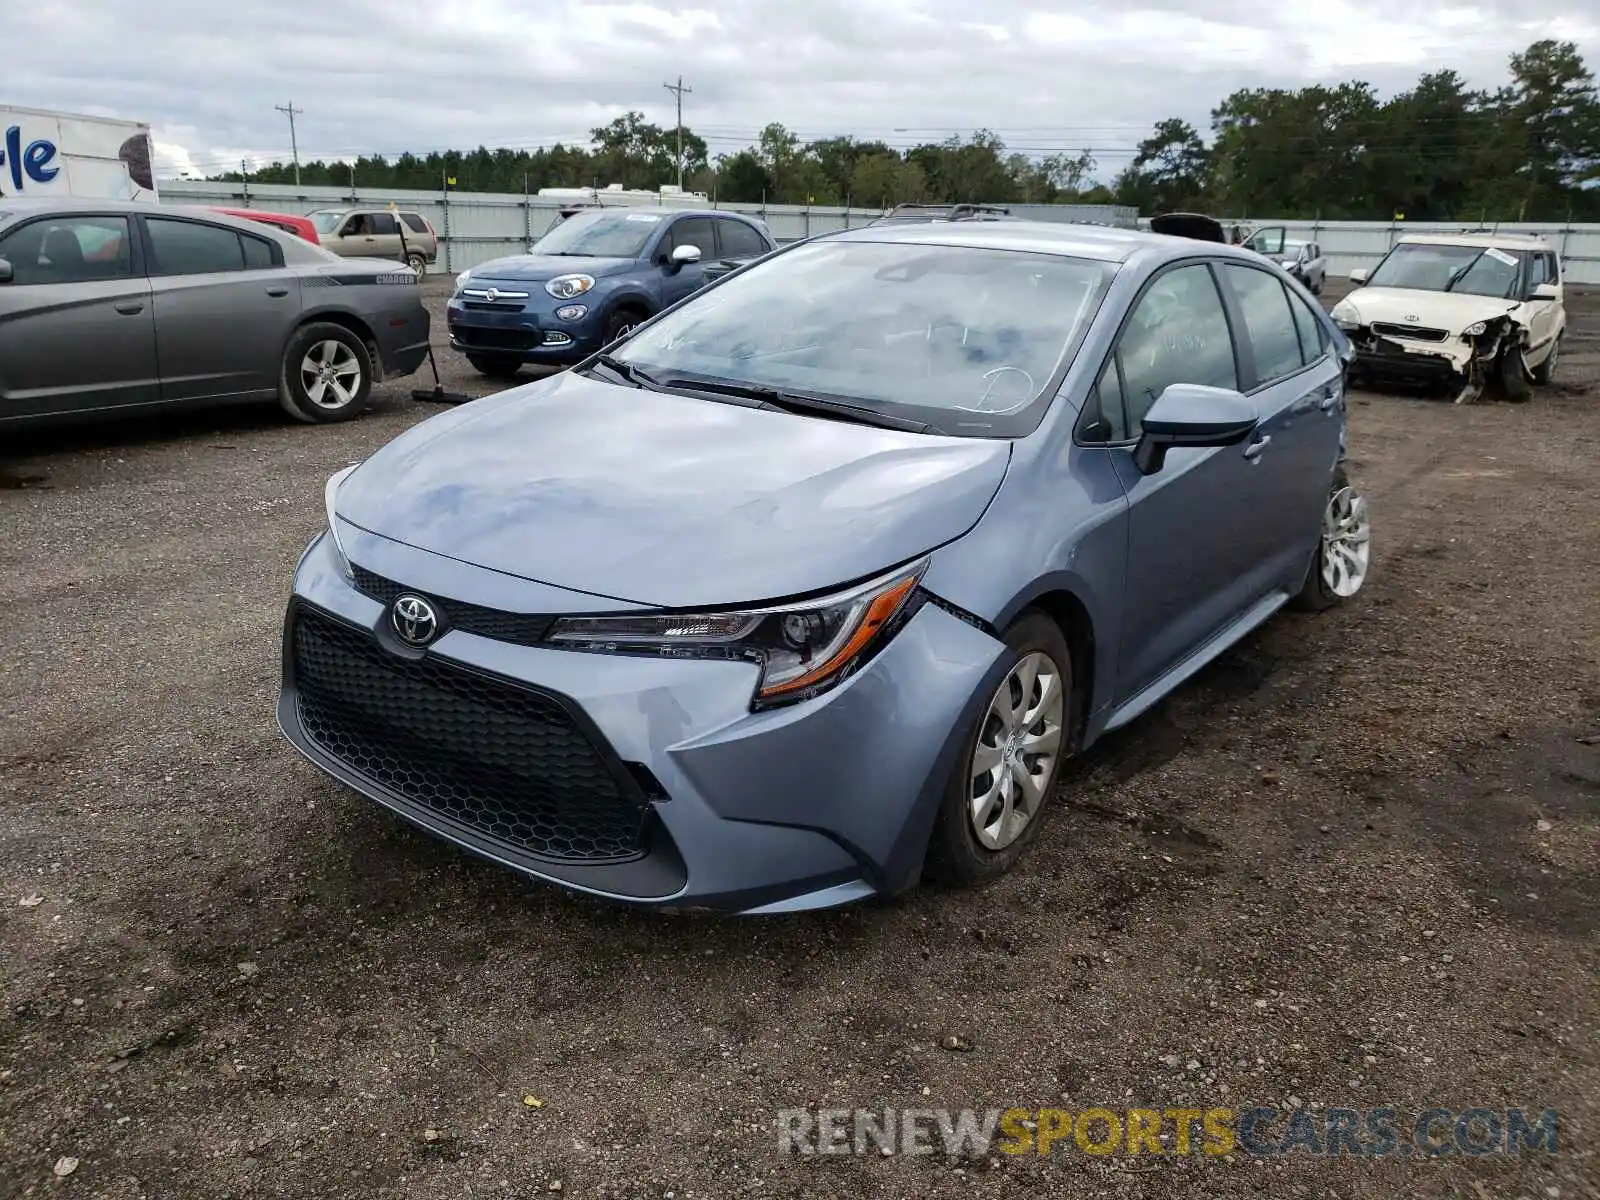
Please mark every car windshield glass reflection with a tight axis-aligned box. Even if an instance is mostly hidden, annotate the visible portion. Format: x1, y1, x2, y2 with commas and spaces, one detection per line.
611, 240, 1115, 428
1367, 243, 1524, 299
530, 210, 662, 259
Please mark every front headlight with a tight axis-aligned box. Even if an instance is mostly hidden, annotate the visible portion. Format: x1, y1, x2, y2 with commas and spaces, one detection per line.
324, 464, 359, 580
545, 273, 596, 300
1462, 321, 1487, 337
1332, 308, 1360, 331
548, 559, 929, 707
454, 270, 471, 293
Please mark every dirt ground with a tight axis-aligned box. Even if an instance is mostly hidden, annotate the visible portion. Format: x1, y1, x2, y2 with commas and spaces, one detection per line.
2, 279, 1597, 1200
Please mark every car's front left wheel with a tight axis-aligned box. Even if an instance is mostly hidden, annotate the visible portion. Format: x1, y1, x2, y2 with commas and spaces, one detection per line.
925, 611, 1072, 887
278, 323, 374, 424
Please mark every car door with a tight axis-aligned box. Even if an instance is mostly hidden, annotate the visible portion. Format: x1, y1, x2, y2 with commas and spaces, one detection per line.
706, 217, 772, 282
364, 211, 404, 263
1090, 259, 1280, 699
1246, 226, 1287, 258
1217, 262, 1344, 590
141, 214, 302, 403
1521, 251, 1560, 361
657, 216, 715, 305
0, 212, 160, 421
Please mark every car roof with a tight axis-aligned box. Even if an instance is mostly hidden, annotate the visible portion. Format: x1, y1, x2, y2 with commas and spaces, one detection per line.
824, 218, 1270, 266
1396, 232, 1553, 250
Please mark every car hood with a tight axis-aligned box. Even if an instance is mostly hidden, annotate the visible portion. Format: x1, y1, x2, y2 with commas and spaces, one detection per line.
465, 254, 636, 283
335, 372, 1012, 608
1333, 287, 1522, 333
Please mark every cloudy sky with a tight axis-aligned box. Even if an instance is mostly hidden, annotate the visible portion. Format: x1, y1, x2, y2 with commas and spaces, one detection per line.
9, 0, 1599, 182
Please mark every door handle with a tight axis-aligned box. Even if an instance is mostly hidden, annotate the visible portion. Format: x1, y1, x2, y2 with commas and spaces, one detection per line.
1243, 434, 1272, 461
266, 286, 289, 297
114, 301, 144, 315
1318, 384, 1341, 411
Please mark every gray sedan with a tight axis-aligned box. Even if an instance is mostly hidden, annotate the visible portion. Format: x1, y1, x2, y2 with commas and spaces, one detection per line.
0, 199, 431, 429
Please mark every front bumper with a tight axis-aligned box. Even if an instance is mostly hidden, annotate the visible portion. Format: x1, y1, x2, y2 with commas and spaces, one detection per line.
445, 294, 605, 364
276, 529, 1007, 914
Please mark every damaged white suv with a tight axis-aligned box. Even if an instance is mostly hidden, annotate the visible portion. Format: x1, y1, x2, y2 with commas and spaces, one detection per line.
1331, 232, 1565, 403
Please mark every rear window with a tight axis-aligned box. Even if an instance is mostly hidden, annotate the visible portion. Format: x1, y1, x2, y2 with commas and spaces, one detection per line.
401, 213, 429, 233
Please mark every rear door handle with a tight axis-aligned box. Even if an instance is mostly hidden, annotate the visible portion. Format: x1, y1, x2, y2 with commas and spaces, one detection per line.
114, 301, 144, 315
1243, 434, 1272, 461
266, 286, 289, 297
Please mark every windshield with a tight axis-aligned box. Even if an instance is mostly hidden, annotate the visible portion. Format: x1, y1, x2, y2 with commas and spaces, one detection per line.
610, 239, 1116, 434
1367, 242, 1525, 299
530, 209, 663, 258
307, 210, 345, 234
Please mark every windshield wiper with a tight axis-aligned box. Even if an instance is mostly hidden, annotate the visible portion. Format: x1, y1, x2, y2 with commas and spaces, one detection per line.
587, 353, 664, 390
659, 375, 943, 434
1442, 249, 1488, 293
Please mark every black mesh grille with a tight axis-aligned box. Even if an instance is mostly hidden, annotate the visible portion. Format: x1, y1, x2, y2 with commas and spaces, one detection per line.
291, 606, 649, 862
1370, 322, 1450, 343
453, 326, 545, 350
351, 565, 555, 646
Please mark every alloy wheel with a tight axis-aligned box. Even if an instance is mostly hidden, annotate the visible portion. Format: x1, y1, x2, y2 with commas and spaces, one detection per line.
968, 651, 1065, 851
1320, 484, 1371, 598
300, 340, 363, 410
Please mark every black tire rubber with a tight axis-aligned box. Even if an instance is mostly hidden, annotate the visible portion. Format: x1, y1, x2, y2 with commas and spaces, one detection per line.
924, 610, 1074, 888
276, 322, 374, 425
1291, 464, 1356, 612
406, 252, 427, 280
602, 307, 648, 347
1498, 346, 1533, 402
467, 354, 522, 381
1531, 335, 1562, 385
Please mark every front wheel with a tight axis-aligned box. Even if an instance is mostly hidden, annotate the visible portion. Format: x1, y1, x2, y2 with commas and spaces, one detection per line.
1290, 465, 1372, 612
277, 323, 374, 424
924, 612, 1072, 887
1498, 345, 1533, 402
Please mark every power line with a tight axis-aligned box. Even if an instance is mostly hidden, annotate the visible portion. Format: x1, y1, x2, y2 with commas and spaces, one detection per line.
663, 76, 693, 190
274, 102, 304, 187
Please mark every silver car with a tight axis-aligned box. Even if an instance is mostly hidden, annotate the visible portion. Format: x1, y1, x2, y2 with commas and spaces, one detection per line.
0, 199, 432, 429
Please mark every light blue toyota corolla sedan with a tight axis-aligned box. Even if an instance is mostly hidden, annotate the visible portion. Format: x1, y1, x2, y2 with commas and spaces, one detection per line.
277, 219, 1372, 914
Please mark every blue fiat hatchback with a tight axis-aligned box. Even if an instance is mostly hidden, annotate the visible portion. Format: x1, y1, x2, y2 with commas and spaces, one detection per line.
280, 219, 1371, 914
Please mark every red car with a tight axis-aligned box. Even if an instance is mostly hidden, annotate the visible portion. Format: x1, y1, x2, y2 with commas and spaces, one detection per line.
209, 207, 321, 245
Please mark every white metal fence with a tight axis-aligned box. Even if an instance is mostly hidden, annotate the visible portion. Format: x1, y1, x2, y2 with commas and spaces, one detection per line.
152, 180, 1600, 283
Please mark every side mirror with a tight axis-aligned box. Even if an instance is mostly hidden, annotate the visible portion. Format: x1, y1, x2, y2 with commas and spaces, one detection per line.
0, 258, 12, 284
1528, 282, 1559, 301
670, 244, 702, 267
1133, 384, 1258, 476
1348, 268, 1369, 287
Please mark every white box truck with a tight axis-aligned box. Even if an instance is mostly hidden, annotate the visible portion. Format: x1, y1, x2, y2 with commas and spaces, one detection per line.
0, 105, 158, 202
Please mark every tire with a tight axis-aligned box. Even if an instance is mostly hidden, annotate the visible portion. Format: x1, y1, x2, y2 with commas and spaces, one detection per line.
1531, 334, 1562, 385
406, 253, 427, 280
602, 307, 648, 347
1498, 345, 1533, 402
277, 322, 374, 424
924, 611, 1074, 887
467, 354, 522, 381
1290, 464, 1372, 612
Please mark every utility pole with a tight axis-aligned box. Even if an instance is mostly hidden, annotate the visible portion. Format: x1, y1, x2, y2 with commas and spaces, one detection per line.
662, 75, 692, 190
275, 102, 304, 187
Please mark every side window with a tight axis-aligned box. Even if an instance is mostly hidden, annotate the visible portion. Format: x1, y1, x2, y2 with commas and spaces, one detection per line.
1546, 253, 1560, 284
1083, 358, 1129, 443
715, 218, 769, 259
0, 216, 132, 285
340, 215, 366, 236
1222, 264, 1306, 386
144, 218, 247, 275
1116, 263, 1238, 431
665, 216, 716, 259
368, 213, 399, 236
1287, 287, 1328, 366
241, 233, 277, 270
400, 213, 429, 233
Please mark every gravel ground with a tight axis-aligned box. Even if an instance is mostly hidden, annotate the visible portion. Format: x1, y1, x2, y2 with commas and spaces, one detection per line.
2, 280, 1598, 1200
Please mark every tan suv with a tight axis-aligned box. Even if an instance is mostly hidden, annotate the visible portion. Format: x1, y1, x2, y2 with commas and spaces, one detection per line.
307, 207, 439, 276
